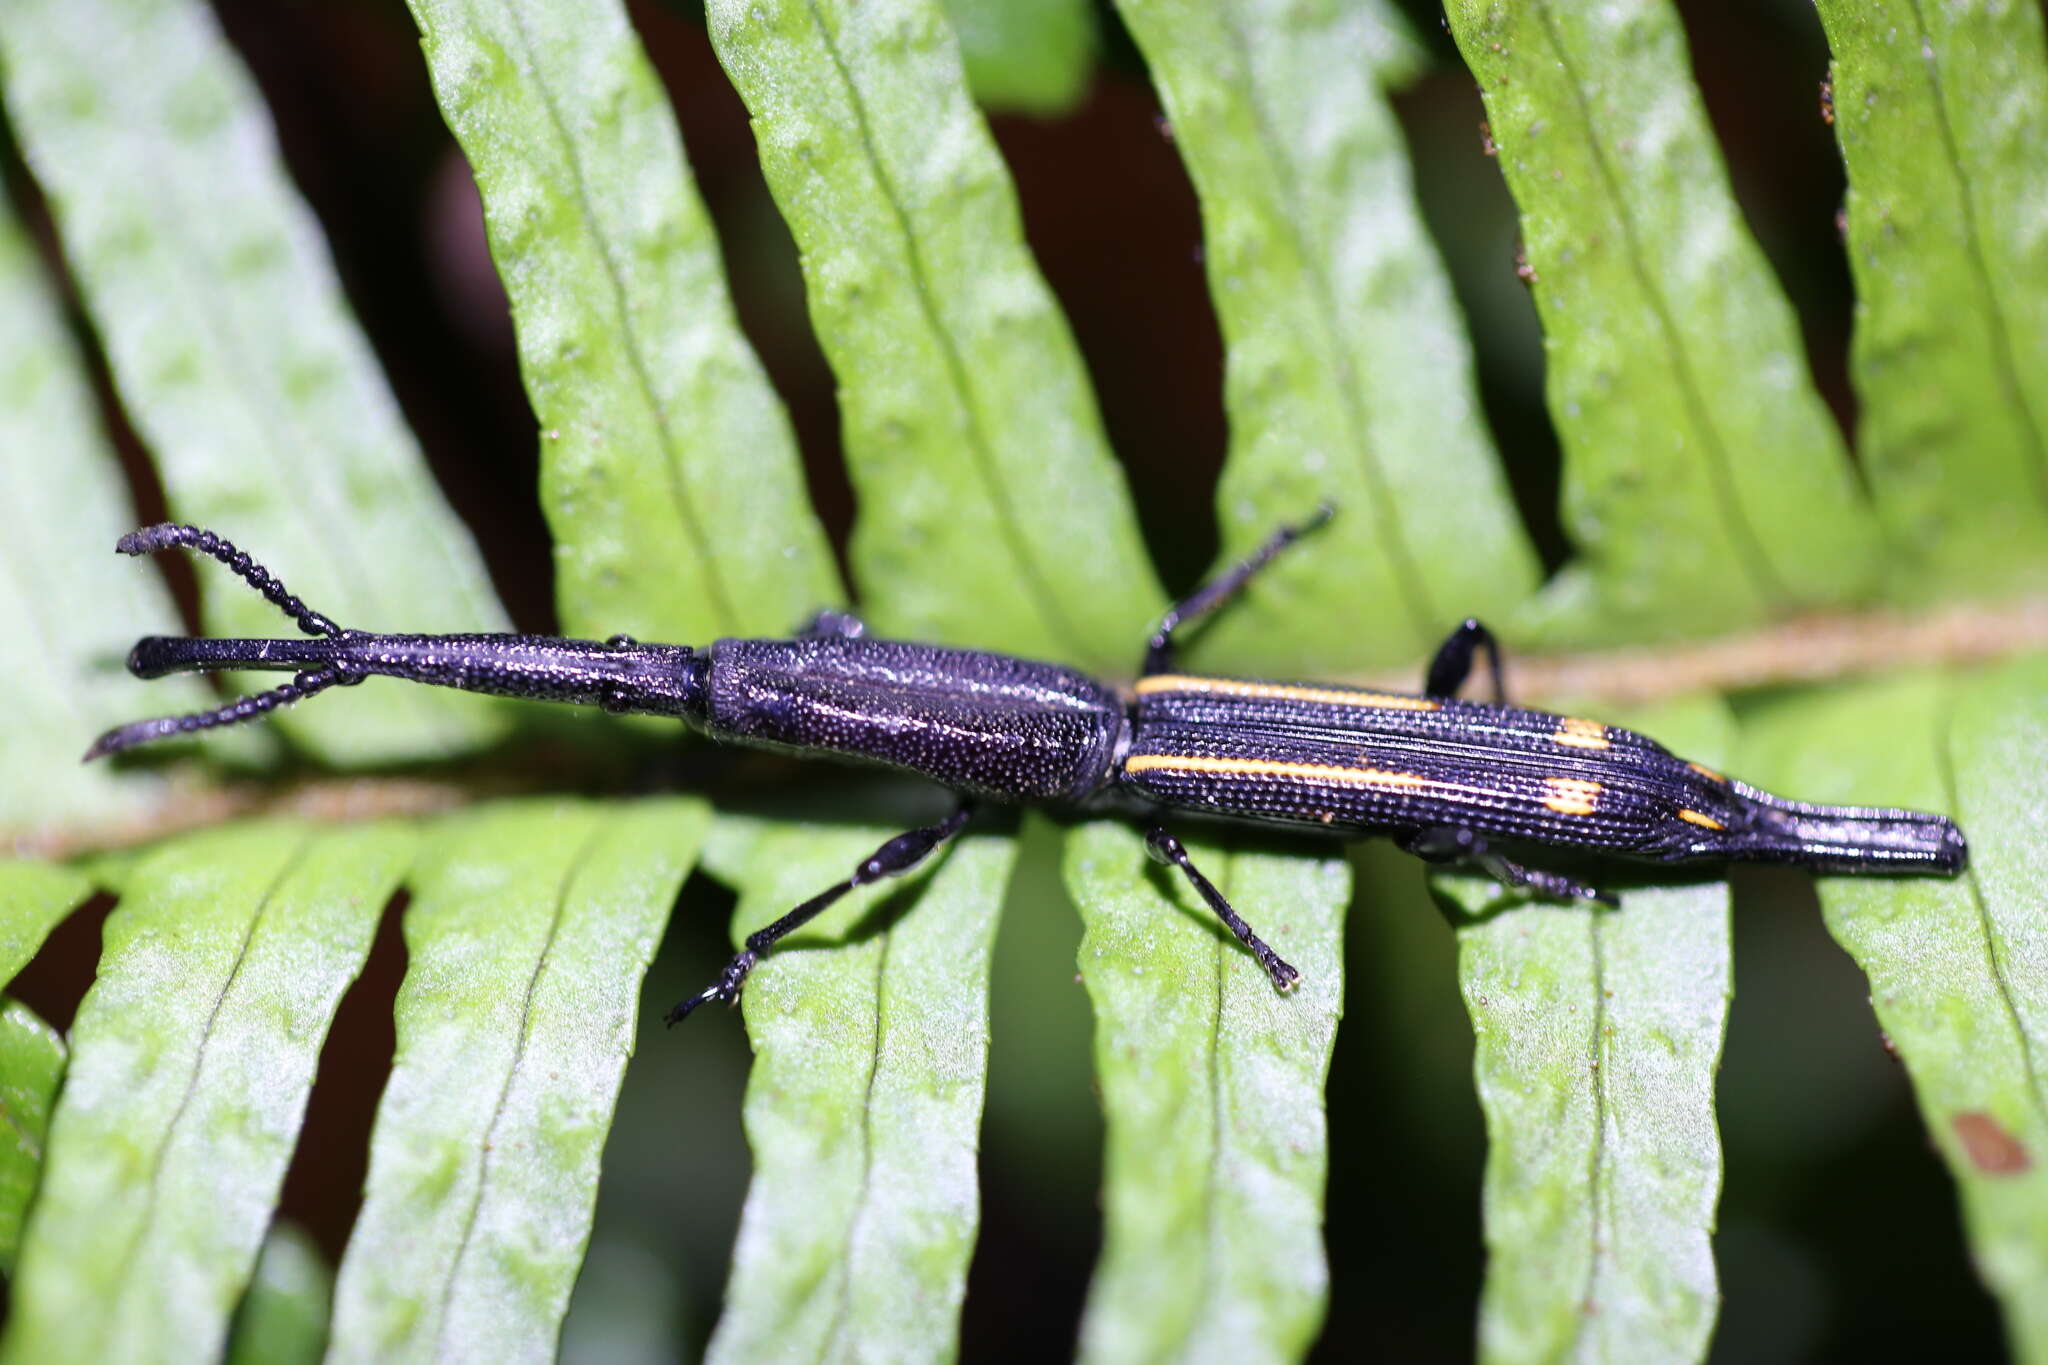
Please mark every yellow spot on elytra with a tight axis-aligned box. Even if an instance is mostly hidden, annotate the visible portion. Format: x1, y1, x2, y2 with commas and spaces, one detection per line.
1542, 777, 1601, 816
1677, 809, 1725, 830
1687, 762, 1727, 783
1554, 716, 1610, 749
1134, 675, 1440, 712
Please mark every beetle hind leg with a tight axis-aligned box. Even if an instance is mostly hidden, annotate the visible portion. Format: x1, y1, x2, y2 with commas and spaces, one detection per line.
1400, 825, 1615, 906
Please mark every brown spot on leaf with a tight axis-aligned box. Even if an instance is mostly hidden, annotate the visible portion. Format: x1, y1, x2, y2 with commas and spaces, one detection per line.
1952, 1112, 2030, 1174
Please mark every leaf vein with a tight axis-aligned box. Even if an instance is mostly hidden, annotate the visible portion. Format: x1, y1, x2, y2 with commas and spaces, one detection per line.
490, 0, 742, 632
429, 819, 608, 1356
1899, 0, 2048, 507
1938, 693, 2048, 1127
1214, 0, 1437, 645
1529, 1, 1793, 606
820, 916, 892, 1363
797, 0, 1079, 648
102, 832, 317, 1316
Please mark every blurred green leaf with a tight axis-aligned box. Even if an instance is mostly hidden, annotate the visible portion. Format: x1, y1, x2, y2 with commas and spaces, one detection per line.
1737, 658, 2048, 1358
0, 862, 91, 986
0, 0, 509, 764
1444, 696, 1732, 1365
327, 798, 705, 1363
942, 0, 1095, 115
1118, 0, 1523, 675
225, 1222, 331, 1365
407, 0, 841, 644
0, 821, 413, 1364
1818, 0, 2048, 599
0, 999, 65, 1274
1068, 821, 1349, 1363
706, 0, 1163, 674
702, 813, 1016, 1364
1444, 0, 1882, 646
0, 185, 224, 846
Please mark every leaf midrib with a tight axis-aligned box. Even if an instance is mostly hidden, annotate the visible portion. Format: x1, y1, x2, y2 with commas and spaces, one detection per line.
1526, 0, 1793, 608
796, 0, 1081, 649
475, 0, 745, 635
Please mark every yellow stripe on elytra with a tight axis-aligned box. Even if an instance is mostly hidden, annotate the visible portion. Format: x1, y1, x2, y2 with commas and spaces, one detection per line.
1677, 809, 1726, 830
1123, 752, 1560, 813
1541, 777, 1602, 816
1554, 716, 1611, 749
1687, 762, 1727, 783
1134, 675, 1440, 712
1124, 753, 1518, 813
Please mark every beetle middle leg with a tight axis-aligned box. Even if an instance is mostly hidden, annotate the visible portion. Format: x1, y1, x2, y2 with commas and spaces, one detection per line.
1142, 504, 1334, 675
1401, 825, 1615, 906
1144, 827, 1300, 991
666, 803, 974, 1024
1424, 618, 1507, 702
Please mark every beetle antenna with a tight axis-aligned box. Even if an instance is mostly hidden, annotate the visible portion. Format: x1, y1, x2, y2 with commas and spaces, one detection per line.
119, 524, 342, 638
84, 667, 343, 761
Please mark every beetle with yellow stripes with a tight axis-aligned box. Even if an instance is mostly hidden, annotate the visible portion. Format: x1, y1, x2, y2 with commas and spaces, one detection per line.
91, 508, 1968, 1018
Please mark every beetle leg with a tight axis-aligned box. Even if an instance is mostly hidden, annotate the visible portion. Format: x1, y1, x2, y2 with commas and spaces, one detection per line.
666, 803, 973, 1025
1400, 825, 1615, 906
795, 608, 868, 639
1143, 827, 1301, 991
1424, 618, 1508, 702
1142, 504, 1334, 675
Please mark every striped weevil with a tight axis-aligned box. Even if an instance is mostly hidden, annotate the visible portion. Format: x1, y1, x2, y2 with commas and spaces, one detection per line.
88, 511, 1967, 1022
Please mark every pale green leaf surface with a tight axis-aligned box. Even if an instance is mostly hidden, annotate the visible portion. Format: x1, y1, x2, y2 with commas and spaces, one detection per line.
407, 0, 841, 644
0, 998, 65, 1274
1068, 821, 1349, 1364
1736, 659, 2048, 1358
702, 814, 1015, 1364
941, 0, 1095, 115
225, 1222, 330, 1365
0, 821, 413, 1364
0, 187, 218, 844
0, 0, 509, 764
1444, 697, 1732, 1365
1444, 0, 1881, 646
1818, 0, 2048, 598
707, 0, 1164, 674
1120, 0, 1532, 675
0, 862, 91, 988
327, 798, 706, 1364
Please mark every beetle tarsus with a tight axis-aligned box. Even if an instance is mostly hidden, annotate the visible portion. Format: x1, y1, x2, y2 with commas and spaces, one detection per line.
1424, 618, 1507, 702
665, 950, 758, 1027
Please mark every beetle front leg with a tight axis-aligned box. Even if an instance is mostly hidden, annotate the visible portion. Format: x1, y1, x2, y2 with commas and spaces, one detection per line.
666, 803, 973, 1024
1424, 618, 1508, 702
1144, 827, 1300, 991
